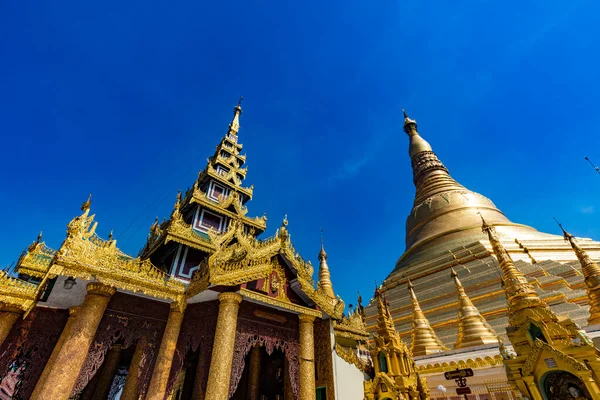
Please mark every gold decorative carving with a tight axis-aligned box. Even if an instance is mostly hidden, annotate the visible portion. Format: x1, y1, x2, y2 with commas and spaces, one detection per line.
335, 343, 371, 373
15, 234, 56, 278
0, 270, 39, 314
187, 217, 343, 319
333, 310, 370, 341
417, 355, 505, 374
240, 289, 322, 318
49, 204, 186, 306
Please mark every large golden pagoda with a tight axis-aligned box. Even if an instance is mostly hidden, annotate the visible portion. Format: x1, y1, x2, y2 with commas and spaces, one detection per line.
0, 101, 371, 400
365, 110, 600, 399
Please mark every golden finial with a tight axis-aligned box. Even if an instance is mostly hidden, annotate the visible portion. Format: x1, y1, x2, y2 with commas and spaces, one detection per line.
282, 214, 288, 227
228, 97, 243, 135
81, 194, 92, 212
450, 267, 458, 278
36, 231, 43, 243
318, 227, 327, 261
401, 107, 418, 134
554, 217, 600, 325
108, 230, 114, 241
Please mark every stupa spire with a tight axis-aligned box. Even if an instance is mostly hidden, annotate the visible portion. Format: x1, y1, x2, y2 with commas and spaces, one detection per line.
451, 268, 499, 348
401, 109, 465, 204
228, 96, 243, 135
407, 279, 448, 356
375, 287, 397, 340
317, 231, 336, 299
555, 219, 600, 326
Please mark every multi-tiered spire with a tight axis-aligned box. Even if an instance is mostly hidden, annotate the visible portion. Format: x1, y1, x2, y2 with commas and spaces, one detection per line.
407, 279, 448, 356
451, 268, 498, 348
374, 287, 399, 342
140, 99, 267, 278
556, 221, 600, 326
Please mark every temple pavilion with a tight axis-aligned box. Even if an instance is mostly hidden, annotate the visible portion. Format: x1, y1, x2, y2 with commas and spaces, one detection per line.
365, 111, 600, 399
0, 101, 373, 400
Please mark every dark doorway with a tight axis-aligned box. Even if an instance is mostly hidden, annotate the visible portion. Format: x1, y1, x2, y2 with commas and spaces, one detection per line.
543, 370, 591, 400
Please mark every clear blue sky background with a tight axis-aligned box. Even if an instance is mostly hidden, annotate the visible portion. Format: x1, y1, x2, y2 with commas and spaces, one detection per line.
1, 1, 599, 307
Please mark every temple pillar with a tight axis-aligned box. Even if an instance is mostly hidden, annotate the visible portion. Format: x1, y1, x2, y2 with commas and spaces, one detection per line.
522, 376, 543, 400
204, 292, 242, 400
298, 314, 316, 400
31, 282, 116, 400
0, 304, 21, 347
247, 344, 261, 400
121, 336, 147, 400
33, 306, 81, 397
147, 302, 186, 400
91, 345, 123, 400
581, 373, 600, 400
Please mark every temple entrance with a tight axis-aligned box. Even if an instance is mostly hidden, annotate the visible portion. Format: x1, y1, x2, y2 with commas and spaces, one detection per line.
232, 346, 286, 400
542, 371, 591, 400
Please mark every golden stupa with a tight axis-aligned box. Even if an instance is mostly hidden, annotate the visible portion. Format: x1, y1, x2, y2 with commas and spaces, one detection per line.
365, 110, 600, 398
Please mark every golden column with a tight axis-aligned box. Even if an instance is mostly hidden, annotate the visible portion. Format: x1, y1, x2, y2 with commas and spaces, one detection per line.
247, 344, 261, 400
120, 336, 147, 400
0, 303, 21, 347
31, 282, 116, 400
298, 314, 316, 400
34, 306, 81, 396
204, 292, 243, 400
147, 302, 186, 400
91, 345, 123, 400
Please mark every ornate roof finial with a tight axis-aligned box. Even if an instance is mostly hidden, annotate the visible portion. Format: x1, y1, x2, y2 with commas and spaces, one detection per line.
36, 231, 43, 243
554, 218, 600, 325
402, 107, 418, 134
451, 268, 499, 348
318, 227, 327, 261
108, 230, 114, 241
81, 194, 92, 212
228, 97, 243, 135
317, 229, 336, 299
407, 278, 448, 355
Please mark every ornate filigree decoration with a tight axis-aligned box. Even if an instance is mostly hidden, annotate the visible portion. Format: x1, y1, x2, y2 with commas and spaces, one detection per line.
0, 271, 39, 314
187, 217, 344, 318
240, 289, 322, 318
0, 308, 68, 400
335, 343, 372, 373
333, 311, 370, 341
417, 355, 505, 373
51, 205, 186, 306
521, 339, 587, 377
15, 234, 56, 278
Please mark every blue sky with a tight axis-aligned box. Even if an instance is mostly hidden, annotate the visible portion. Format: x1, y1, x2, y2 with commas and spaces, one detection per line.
1, 1, 600, 307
